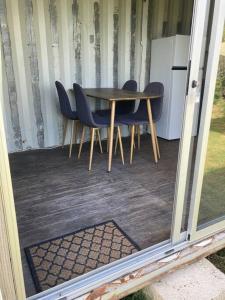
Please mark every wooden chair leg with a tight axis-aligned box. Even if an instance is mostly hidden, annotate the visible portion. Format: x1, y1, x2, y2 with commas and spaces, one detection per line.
117, 127, 124, 165
78, 126, 85, 159
62, 117, 68, 148
146, 99, 158, 163
137, 125, 141, 150
114, 131, 119, 155
89, 128, 95, 171
69, 120, 75, 158
97, 129, 103, 154
130, 125, 135, 164
154, 123, 160, 159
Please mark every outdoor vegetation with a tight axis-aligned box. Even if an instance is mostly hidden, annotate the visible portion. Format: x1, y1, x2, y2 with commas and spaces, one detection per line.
198, 27, 225, 225
200, 27, 225, 274
123, 290, 148, 300
208, 248, 225, 273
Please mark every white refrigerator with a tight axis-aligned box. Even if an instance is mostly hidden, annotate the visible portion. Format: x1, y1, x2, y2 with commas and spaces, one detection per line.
150, 35, 190, 140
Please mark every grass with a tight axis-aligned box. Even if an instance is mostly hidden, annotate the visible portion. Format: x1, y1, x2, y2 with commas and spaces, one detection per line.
199, 97, 225, 273
123, 290, 148, 300
204, 99, 225, 273
198, 97, 225, 224
208, 248, 225, 273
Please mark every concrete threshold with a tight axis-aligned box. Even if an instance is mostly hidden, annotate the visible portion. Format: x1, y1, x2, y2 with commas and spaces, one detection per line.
143, 258, 225, 300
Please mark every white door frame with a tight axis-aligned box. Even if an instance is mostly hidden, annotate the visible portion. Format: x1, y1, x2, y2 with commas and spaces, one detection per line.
187, 0, 225, 242
0, 36, 26, 299
171, 0, 210, 244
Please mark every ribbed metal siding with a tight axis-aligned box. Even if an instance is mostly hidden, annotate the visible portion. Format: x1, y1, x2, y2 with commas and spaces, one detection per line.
0, 0, 193, 152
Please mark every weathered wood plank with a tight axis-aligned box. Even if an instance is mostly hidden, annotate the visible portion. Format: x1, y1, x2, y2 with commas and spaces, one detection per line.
35, 0, 59, 147
118, 0, 131, 87
130, 0, 137, 80
72, 0, 82, 85
113, 3, 119, 88
48, 0, 64, 145
24, 0, 45, 148
0, 0, 23, 150
94, 1, 101, 89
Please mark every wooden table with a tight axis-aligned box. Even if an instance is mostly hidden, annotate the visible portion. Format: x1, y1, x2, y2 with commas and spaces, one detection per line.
83, 88, 161, 172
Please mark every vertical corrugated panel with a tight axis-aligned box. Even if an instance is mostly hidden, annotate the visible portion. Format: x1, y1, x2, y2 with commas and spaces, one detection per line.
0, 0, 194, 153
0, 0, 23, 151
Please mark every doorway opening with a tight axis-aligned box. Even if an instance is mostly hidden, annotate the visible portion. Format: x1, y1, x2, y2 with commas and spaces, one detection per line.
0, 0, 201, 297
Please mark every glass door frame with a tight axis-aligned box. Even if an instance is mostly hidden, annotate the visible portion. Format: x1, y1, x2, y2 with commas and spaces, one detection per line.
0, 1, 217, 299
171, 0, 210, 244
26, 1, 213, 298
187, 0, 225, 242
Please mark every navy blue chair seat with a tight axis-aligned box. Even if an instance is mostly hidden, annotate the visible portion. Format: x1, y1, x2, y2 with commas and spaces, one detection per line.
73, 83, 124, 170
117, 82, 164, 164
92, 113, 121, 127
119, 82, 164, 125
117, 111, 148, 125
66, 110, 78, 120
96, 80, 137, 117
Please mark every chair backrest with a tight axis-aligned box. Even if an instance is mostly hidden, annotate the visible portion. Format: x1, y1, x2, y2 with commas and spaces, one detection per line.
136, 82, 164, 122
73, 83, 95, 127
116, 80, 137, 115
146, 82, 164, 122
122, 80, 137, 91
55, 81, 73, 118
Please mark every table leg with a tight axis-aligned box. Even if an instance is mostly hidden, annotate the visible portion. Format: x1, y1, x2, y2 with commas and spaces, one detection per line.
146, 98, 158, 163
108, 100, 116, 172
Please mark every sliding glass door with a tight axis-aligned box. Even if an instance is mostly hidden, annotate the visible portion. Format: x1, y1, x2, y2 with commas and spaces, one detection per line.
187, 0, 225, 241
171, 0, 212, 244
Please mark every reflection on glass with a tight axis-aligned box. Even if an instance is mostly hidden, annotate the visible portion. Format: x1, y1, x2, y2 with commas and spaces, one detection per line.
198, 25, 225, 226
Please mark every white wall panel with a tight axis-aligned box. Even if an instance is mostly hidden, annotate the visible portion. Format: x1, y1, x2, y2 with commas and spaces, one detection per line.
0, 0, 193, 152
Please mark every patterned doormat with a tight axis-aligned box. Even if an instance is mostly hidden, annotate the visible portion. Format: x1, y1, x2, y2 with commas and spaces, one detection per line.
25, 220, 140, 292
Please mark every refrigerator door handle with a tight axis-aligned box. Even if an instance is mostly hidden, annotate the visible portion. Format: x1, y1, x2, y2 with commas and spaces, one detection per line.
171, 66, 188, 70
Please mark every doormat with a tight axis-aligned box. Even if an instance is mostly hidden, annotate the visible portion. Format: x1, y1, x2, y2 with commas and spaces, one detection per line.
25, 220, 140, 292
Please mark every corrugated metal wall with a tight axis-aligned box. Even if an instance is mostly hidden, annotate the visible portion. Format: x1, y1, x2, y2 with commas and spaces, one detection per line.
0, 0, 193, 153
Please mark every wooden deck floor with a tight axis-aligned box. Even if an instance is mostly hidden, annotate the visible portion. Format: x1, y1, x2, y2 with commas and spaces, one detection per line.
9, 135, 179, 297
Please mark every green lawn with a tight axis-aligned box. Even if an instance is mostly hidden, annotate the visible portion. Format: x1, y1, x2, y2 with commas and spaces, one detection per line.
208, 248, 225, 273
123, 290, 147, 300
198, 98, 225, 225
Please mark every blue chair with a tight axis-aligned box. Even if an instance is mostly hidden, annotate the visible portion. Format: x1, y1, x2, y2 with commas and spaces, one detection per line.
55, 81, 79, 158
73, 83, 124, 170
119, 82, 164, 163
96, 80, 137, 117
